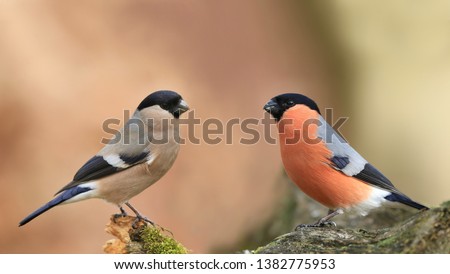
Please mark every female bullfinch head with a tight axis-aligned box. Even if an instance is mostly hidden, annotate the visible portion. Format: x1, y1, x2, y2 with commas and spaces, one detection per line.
263, 93, 428, 228
138, 90, 189, 118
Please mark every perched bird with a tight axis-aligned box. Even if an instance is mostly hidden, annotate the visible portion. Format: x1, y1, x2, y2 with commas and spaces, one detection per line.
263, 93, 428, 227
19, 90, 189, 227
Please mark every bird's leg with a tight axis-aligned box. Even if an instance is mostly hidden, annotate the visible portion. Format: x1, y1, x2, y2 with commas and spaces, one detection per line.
119, 206, 128, 217
313, 208, 343, 226
125, 202, 173, 236
296, 208, 344, 230
124, 202, 155, 228
112, 206, 128, 222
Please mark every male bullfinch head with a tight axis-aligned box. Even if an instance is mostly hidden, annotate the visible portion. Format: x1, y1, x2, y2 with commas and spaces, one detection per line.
264, 93, 321, 121
264, 93, 428, 228
19, 90, 189, 227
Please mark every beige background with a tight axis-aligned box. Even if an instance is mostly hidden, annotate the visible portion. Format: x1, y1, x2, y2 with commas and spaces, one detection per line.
1, 0, 448, 253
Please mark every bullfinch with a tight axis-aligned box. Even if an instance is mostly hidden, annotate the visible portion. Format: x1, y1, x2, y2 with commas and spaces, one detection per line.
19, 90, 189, 226
263, 93, 428, 228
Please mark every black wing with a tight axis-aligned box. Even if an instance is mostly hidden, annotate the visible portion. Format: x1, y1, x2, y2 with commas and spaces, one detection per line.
352, 163, 399, 194
55, 151, 149, 195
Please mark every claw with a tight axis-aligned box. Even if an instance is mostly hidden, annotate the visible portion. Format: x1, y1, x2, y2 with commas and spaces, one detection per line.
124, 202, 174, 236
294, 209, 342, 230
131, 215, 155, 229
295, 221, 335, 230
112, 206, 128, 223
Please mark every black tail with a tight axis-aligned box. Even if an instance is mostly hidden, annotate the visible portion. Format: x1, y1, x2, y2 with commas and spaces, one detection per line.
385, 193, 429, 210
19, 186, 91, 226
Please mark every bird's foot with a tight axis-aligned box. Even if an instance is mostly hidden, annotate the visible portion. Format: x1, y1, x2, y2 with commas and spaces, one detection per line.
112, 213, 126, 222
112, 207, 128, 223
295, 221, 336, 230
295, 208, 343, 230
132, 215, 155, 229
124, 202, 173, 236
131, 216, 173, 236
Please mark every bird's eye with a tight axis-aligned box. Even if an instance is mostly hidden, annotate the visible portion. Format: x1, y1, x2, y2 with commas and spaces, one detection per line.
282, 100, 295, 108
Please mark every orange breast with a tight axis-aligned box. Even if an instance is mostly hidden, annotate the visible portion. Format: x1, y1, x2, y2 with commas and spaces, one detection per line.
278, 105, 372, 209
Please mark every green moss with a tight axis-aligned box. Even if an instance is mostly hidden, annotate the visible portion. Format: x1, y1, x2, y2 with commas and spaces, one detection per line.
376, 236, 396, 248
138, 226, 188, 254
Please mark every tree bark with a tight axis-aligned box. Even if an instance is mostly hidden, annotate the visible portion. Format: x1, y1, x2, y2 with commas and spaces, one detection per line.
255, 201, 450, 254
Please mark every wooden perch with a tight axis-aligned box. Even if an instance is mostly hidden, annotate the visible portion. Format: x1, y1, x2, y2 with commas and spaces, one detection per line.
254, 201, 450, 253
103, 216, 188, 254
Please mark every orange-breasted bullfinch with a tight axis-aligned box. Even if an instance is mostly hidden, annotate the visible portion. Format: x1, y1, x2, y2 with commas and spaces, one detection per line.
263, 93, 428, 228
19, 90, 189, 227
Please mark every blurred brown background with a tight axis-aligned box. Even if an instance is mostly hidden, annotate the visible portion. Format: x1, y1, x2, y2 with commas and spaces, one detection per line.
1, 0, 448, 253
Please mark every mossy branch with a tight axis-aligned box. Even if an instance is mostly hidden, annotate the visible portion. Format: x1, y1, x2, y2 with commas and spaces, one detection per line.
254, 201, 450, 254
103, 216, 188, 254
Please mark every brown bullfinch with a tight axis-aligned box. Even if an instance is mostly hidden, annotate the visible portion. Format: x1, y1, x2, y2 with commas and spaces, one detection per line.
263, 93, 428, 228
19, 90, 189, 226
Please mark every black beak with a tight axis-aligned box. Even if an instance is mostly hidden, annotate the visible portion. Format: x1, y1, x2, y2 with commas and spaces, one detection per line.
173, 99, 189, 118
263, 99, 279, 113
263, 99, 283, 121
177, 99, 189, 113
